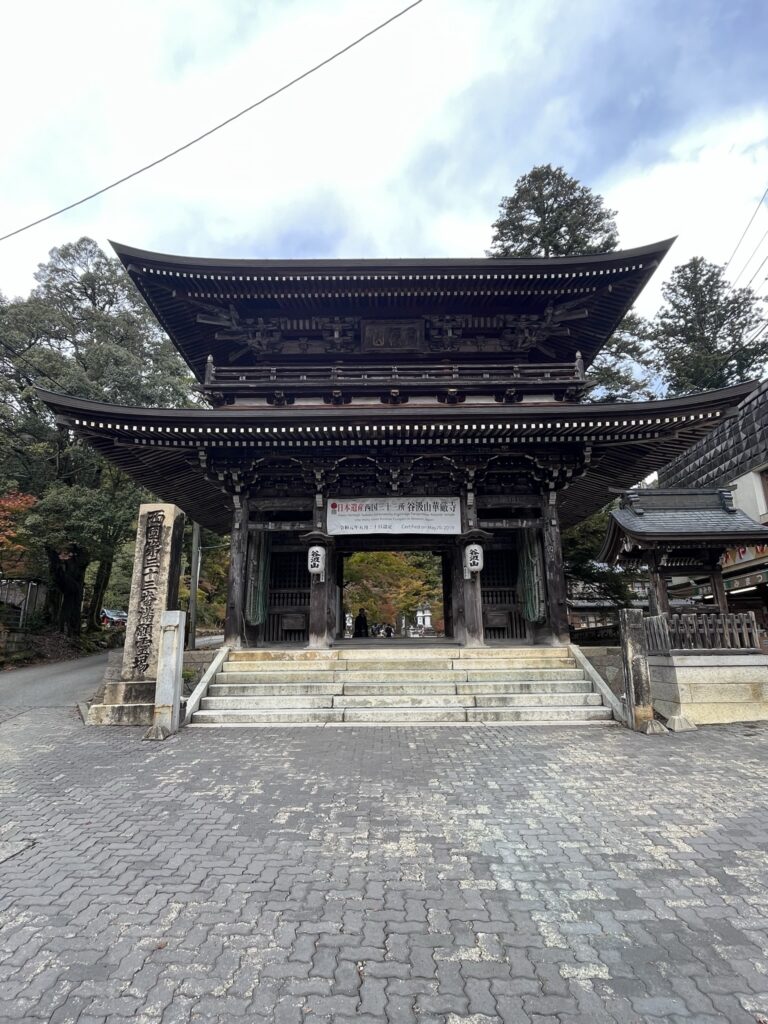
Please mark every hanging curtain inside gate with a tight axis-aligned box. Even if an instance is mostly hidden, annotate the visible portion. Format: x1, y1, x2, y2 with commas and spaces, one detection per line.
245, 529, 271, 626
517, 528, 547, 624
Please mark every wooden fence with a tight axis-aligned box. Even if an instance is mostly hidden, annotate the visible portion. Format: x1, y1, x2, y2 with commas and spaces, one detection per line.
644, 611, 760, 654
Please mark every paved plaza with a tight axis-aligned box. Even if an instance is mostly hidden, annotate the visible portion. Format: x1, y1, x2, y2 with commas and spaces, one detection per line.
2, 707, 768, 1023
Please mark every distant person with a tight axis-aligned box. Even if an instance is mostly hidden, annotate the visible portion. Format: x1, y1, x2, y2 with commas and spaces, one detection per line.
384, 624, 394, 638
353, 608, 369, 638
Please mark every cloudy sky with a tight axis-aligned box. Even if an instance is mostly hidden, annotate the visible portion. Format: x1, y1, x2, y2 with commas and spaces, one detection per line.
1, 0, 767, 314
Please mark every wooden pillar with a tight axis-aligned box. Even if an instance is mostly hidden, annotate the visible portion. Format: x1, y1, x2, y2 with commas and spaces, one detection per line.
442, 552, 453, 639
463, 557, 485, 648
541, 494, 570, 644
450, 547, 467, 645
647, 551, 670, 615
710, 565, 729, 612
224, 495, 249, 648
308, 545, 334, 649
335, 553, 345, 641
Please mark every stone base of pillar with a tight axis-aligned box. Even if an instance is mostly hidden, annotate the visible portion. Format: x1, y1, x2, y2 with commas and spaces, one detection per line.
87, 702, 155, 726
86, 652, 156, 726
666, 714, 697, 732
640, 718, 669, 735
533, 624, 569, 646
143, 723, 172, 741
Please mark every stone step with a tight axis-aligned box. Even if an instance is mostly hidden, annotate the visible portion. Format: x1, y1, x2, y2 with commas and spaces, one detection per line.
192, 709, 345, 725
223, 658, 339, 670
216, 669, 476, 685
208, 679, 596, 698
201, 695, 336, 710
472, 692, 603, 708
464, 669, 585, 682
226, 650, 338, 662
215, 671, 346, 685
223, 646, 573, 663
467, 706, 613, 723
334, 694, 473, 708
334, 692, 602, 709
455, 658, 575, 671
220, 659, 578, 677
218, 666, 585, 684
190, 697, 613, 725
456, 647, 572, 659
209, 682, 342, 696
222, 658, 458, 673
456, 680, 592, 694
340, 682, 458, 695
338, 646, 566, 660
337, 670, 465, 684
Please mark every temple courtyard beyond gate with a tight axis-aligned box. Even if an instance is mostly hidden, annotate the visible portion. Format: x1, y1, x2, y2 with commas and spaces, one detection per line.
2, 688, 768, 1024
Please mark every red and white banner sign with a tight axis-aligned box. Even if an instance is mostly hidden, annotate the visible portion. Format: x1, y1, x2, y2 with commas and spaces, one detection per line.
327, 497, 461, 535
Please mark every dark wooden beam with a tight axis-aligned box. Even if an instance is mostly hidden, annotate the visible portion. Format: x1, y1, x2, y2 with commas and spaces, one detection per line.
711, 567, 729, 612
307, 543, 335, 649
647, 552, 671, 615
249, 497, 314, 511
541, 494, 570, 643
224, 496, 249, 647
476, 495, 541, 508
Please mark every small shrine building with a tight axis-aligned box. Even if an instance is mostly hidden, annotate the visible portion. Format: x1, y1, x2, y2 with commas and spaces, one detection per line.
38, 240, 756, 649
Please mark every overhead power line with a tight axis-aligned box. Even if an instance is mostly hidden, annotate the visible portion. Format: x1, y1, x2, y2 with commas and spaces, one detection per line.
732, 223, 768, 286
745, 248, 768, 291
0, 0, 425, 244
724, 179, 768, 271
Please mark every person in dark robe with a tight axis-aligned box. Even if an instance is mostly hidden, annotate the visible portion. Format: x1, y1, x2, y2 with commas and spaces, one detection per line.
353, 608, 369, 638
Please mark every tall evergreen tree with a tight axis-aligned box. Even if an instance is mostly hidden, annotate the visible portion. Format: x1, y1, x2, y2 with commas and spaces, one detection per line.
487, 166, 646, 606
0, 238, 194, 633
648, 256, 767, 395
487, 164, 619, 258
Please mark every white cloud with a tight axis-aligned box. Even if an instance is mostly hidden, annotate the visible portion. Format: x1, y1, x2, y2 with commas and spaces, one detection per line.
606, 111, 768, 315
1, 0, 767, 322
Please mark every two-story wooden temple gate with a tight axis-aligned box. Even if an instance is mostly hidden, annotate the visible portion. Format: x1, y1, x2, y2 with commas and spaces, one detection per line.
39, 241, 757, 655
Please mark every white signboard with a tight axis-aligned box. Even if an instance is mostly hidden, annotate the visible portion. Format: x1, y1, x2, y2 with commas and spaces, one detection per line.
327, 497, 461, 535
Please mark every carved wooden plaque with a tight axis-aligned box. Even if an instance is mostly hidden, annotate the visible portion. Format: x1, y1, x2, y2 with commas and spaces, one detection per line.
361, 319, 425, 354
483, 610, 511, 629
281, 612, 307, 631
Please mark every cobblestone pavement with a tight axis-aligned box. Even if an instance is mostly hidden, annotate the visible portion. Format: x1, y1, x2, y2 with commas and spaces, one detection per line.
2, 709, 768, 1024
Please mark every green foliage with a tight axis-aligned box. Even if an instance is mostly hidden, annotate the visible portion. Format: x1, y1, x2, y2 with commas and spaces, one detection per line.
177, 528, 230, 628
562, 504, 638, 607
647, 256, 767, 395
0, 237, 195, 632
103, 538, 136, 610
487, 164, 619, 258
344, 551, 443, 629
488, 165, 652, 402
586, 312, 656, 402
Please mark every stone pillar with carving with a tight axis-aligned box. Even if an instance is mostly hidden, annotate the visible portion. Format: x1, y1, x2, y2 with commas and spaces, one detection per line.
88, 503, 185, 725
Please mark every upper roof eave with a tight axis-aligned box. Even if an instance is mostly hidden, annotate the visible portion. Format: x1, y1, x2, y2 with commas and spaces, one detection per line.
36, 378, 757, 426
109, 238, 677, 275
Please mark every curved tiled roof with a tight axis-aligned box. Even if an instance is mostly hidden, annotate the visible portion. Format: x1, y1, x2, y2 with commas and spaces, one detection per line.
111, 240, 675, 382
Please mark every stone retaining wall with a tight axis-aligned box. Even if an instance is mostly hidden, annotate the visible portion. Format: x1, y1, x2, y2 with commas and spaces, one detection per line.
648, 652, 768, 724
580, 646, 625, 701
88, 646, 219, 726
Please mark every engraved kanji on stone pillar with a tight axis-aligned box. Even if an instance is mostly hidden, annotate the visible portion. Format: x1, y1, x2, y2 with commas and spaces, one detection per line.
122, 503, 185, 681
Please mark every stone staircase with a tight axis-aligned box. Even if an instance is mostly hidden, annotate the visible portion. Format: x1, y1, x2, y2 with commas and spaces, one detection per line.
189, 647, 613, 726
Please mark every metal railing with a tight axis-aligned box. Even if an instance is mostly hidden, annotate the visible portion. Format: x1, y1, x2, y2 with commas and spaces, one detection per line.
644, 611, 760, 654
